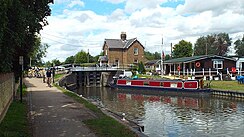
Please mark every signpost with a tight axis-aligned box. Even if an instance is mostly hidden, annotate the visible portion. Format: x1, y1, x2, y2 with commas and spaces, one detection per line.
19, 56, 23, 102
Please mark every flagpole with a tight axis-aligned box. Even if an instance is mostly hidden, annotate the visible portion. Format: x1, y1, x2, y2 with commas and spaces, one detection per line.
161, 37, 164, 77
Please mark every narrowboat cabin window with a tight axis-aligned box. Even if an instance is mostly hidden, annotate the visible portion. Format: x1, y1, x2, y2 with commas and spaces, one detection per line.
213, 60, 223, 69
134, 48, 138, 55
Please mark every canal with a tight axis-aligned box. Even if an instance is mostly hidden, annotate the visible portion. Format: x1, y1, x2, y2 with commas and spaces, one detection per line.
73, 87, 244, 137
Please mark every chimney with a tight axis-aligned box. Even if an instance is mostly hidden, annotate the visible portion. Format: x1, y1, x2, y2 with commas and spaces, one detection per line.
120, 32, 126, 41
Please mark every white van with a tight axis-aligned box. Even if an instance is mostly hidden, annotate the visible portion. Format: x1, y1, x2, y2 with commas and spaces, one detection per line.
119, 70, 132, 78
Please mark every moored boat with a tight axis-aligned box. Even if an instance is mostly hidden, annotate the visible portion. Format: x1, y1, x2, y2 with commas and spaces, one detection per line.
111, 78, 210, 92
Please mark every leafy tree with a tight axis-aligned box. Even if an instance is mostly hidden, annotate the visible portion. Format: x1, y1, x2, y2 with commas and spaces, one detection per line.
213, 33, 231, 56
138, 61, 146, 74
194, 33, 231, 56
45, 61, 52, 68
154, 52, 161, 60
52, 59, 61, 66
234, 35, 244, 57
144, 51, 161, 60
165, 54, 171, 60
144, 51, 154, 60
29, 37, 49, 66
74, 50, 88, 64
0, 0, 52, 79
64, 56, 75, 64
172, 40, 193, 58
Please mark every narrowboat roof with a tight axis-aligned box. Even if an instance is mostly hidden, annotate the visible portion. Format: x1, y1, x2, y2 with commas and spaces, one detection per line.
164, 55, 236, 64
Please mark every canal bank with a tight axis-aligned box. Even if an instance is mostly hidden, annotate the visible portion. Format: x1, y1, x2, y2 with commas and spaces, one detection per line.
25, 77, 142, 137
73, 86, 244, 137
59, 74, 244, 136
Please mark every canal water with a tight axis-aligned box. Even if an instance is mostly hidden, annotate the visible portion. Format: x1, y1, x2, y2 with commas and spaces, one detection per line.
73, 87, 244, 137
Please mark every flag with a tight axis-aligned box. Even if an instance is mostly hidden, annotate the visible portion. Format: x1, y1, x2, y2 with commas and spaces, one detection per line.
162, 50, 165, 60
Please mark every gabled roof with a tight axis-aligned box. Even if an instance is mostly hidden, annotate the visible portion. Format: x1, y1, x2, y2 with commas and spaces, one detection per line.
98, 56, 108, 61
145, 60, 160, 65
104, 38, 144, 49
164, 55, 236, 64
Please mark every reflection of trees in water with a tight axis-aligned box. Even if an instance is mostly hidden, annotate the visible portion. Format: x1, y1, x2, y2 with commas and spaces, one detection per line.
74, 87, 244, 136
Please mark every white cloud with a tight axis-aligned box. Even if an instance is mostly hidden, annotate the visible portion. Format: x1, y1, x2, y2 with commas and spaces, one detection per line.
41, 0, 244, 62
176, 0, 243, 15
68, 0, 85, 8
101, 0, 126, 4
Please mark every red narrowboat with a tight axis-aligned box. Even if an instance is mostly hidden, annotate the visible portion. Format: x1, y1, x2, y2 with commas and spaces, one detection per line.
112, 79, 210, 92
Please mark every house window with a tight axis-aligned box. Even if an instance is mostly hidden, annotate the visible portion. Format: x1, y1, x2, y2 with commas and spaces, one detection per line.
134, 48, 138, 55
213, 60, 223, 69
105, 50, 108, 55
134, 59, 138, 63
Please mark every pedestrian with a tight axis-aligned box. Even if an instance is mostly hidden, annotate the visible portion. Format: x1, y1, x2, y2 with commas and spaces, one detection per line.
42, 69, 46, 83
46, 69, 52, 87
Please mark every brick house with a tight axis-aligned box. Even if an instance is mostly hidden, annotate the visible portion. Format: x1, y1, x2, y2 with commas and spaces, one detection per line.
102, 32, 145, 68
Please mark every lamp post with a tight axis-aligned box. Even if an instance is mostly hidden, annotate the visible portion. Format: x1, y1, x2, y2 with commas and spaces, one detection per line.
19, 56, 24, 103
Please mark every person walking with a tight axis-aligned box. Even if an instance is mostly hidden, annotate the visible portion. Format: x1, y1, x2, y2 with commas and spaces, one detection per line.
46, 69, 52, 87
42, 69, 46, 83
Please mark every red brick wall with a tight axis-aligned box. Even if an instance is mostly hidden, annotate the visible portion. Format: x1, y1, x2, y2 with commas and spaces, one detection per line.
0, 73, 14, 122
105, 41, 145, 68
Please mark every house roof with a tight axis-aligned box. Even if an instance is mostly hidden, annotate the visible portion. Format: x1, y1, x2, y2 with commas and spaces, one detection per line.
104, 38, 144, 49
145, 60, 160, 65
164, 55, 236, 64
98, 56, 108, 61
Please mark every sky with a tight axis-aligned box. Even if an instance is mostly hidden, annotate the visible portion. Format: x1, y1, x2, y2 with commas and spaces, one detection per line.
40, 0, 244, 62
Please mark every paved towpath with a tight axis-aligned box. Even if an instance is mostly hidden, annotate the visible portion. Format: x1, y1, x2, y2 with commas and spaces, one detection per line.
24, 77, 97, 137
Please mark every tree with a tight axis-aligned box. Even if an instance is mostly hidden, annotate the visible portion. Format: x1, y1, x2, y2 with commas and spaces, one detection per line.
138, 61, 146, 74
234, 35, 244, 57
172, 40, 193, 58
74, 50, 88, 64
64, 56, 75, 64
52, 59, 61, 66
45, 61, 52, 68
144, 51, 161, 60
213, 33, 231, 56
29, 37, 49, 66
194, 33, 231, 56
144, 51, 154, 60
0, 0, 52, 78
165, 54, 171, 60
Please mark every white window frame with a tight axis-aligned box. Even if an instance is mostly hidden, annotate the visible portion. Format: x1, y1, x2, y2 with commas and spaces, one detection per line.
213, 60, 223, 69
134, 48, 138, 55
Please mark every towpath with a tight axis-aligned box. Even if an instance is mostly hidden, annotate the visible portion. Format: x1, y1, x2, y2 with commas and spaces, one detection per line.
24, 77, 97, 137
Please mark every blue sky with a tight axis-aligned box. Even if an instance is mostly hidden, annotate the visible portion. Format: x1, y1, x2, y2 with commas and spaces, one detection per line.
41, 0, 244, 62
51, 0, 185, 15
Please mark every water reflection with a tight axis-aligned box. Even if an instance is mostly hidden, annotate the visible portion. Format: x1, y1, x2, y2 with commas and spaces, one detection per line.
74, 87, 244, 137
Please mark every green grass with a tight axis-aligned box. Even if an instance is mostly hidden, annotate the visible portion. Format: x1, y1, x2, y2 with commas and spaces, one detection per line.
205, 80, 244, 92
17, 83, 27, 95
54, 73, 65, 81
85, 116, 136, 137
0, 101, 30, 137
54, 84, 137, 137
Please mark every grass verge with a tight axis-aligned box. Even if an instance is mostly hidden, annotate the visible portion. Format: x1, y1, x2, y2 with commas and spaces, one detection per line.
0, 100, 30, 137
205, 80, 244, 92
54, 84, 137, 137
54, 73, 65, 81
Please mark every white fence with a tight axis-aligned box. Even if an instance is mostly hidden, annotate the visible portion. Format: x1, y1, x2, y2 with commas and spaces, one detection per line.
169, 68, 244, 80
